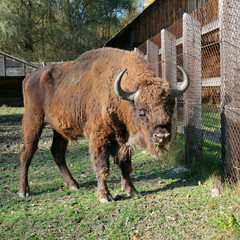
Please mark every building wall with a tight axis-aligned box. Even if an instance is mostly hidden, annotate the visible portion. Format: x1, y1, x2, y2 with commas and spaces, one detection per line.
106, 0, 208, 49
0, 52, 38, 106
0, 77, 24, 106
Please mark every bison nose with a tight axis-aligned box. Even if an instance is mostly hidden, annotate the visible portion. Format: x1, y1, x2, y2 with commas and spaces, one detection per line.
152, 126, 171, 145
153, 132, 171, 141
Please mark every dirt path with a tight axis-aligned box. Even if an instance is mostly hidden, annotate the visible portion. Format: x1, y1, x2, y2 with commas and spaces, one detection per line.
0, 111, 53, 166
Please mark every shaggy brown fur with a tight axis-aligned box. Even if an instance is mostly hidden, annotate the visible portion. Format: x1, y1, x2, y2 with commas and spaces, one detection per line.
19, 47, 175, 202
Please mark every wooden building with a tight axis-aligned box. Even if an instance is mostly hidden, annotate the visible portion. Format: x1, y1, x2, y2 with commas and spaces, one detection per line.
105, 0, 210, 50
0, 51, 38, 106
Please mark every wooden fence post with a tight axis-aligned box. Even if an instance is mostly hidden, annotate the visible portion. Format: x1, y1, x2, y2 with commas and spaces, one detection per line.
146, 40, 159, 77
134, 47, 144, 56
220, 0, 240, 181
182, 13, 202, 168
0, 55, 6, 76
161, 29, 177, 141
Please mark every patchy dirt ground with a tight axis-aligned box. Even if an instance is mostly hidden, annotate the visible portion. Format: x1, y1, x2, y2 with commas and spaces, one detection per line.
0, 108, 53, 165
0, 113, 23, 157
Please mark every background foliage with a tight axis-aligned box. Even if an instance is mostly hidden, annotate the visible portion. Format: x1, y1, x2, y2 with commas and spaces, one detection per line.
0, 0, 153, 62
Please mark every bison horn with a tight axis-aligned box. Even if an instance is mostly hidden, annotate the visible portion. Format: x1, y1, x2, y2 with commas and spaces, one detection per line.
172, 66, 190, 97
114, 69, 139, 102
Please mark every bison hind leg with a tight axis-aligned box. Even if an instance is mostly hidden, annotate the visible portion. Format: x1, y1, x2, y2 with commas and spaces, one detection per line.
50, 130, 78, 190
19, 114, 44, 198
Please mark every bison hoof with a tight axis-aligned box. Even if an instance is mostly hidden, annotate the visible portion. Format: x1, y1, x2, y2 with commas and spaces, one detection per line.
127, 190, 140, 197
99, 194, 115, 203
69, 185, 79, 191
64, 182, 79, 191
18, 191, 30, 198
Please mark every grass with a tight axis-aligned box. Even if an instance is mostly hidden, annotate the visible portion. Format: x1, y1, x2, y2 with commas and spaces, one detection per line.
0, 107, 240, 239
177, 104, 221, 132
0, 105, 24, 115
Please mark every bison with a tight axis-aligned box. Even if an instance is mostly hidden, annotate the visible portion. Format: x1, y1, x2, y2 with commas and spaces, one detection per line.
19, 47, 189, 202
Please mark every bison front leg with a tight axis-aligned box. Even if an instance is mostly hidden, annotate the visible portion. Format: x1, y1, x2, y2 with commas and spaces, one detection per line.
90, 145, 114, 203
114, 145, 138, 197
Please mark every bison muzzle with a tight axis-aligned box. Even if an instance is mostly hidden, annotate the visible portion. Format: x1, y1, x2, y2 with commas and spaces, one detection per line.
18, 47, 189, 202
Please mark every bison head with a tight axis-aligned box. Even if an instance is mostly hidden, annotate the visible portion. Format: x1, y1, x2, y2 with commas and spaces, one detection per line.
114, 66, 189, 155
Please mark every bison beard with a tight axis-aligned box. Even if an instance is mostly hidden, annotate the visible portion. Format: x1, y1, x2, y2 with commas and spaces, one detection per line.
18, 47, 189, 202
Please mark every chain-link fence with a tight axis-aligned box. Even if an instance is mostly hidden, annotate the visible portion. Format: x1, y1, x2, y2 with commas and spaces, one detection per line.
135, 0, 240, 182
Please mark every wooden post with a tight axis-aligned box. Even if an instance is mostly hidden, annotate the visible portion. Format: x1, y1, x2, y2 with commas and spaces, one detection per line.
182, 13, 202, 168
24, 63, 26, 76
146, 40, 159, 77
134, 47, 144, 56
4, 55, 6, 76
220, 0, 240, 182
0, 55, 5, 76
161, 29, 177, 141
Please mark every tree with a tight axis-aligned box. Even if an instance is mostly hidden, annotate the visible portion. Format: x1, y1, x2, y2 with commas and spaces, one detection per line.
0, 0, 142, 61
143, 0, 155, 10
119, 0, 141, 28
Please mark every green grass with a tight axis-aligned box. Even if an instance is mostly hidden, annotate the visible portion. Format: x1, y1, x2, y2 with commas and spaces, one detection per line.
177, 104, 221, 132
202, 111, 221, 132
0, 105, 24, 115
0, 107, 240, 239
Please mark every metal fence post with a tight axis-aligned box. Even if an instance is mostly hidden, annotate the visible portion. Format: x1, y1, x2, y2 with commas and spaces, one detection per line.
161, 29, 177, 141
220, 0, 240, 182
146, 40, 159, 77
182, 13, 202, 168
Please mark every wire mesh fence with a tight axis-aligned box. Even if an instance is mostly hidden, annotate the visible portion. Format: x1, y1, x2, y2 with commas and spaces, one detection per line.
220, 0, 240, 182
135, 0, 240, 182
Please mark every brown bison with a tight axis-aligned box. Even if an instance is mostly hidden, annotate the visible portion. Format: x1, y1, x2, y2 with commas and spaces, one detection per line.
19, 47, 189, 202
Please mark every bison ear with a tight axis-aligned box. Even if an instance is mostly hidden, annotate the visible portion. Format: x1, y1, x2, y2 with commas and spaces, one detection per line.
40, 69, 54, 89
114, 69, 139, 102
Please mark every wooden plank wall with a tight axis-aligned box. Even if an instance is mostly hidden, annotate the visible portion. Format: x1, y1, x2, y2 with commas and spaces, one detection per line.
0, 56, 36, 77
105, 0, 214, 50
132, 0, 208, 45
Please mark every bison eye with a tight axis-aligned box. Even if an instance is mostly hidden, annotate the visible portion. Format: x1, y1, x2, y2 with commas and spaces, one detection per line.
138, 108, 146, 117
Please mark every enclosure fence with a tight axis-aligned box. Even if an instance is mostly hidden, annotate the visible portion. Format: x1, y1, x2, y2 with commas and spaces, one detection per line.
135, 0, 240, 182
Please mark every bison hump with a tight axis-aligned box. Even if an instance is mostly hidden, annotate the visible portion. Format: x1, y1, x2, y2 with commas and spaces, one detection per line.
40, 69, 54, 88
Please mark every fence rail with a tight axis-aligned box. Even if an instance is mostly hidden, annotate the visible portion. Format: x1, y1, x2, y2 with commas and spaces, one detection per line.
0, 51, 38, 77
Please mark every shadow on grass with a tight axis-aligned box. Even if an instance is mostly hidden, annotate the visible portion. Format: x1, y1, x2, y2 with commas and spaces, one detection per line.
10, 167, 196, 202
0, 114, 23, 124
113, 179, 195, 202
77, 180, 97, 189
73, 168, 197, 202
139, 179, 194, 196
30, 187, 61, 196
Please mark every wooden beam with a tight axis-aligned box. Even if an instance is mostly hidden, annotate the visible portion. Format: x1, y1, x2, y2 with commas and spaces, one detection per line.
161, 29, 177, 87
134, 47, 144, 55
146, 40, 159, 77
202, 20, 219, 35
0, 51, 38, 68
161, 28, 177, 141
183, 13, 202, 167
220, 0, 240, 181
202, 77, 221, 87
